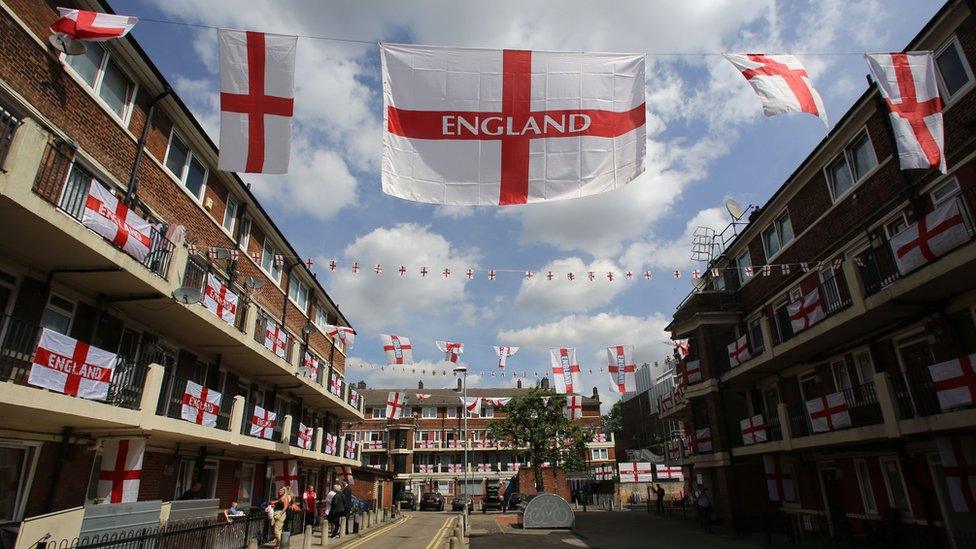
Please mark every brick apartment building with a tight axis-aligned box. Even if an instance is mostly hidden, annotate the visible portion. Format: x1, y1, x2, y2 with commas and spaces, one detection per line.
660, 0, 976, 545
340, 379, 613, 503
0, 0, 369, 526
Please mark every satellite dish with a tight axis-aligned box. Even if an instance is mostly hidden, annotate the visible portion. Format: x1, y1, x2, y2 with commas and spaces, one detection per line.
49, 33, 87, 56
725, 198, 745, 220
245, 276, 264, 289
172, 287, 203, 305
212, 248, 231, 260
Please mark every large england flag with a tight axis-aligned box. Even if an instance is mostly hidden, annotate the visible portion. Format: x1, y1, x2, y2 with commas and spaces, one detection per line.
550, 347, 582, 394
218, 30, 296, 174
865, 52, 945, 173
96, 438, 144, 504
936, 435, 976, 512
889, 198, 969, 275
325, 324, 357, 354
724, 54, 828, 126
606, 345, 637, 393
203, 273, 238, 325
82, 182, 153, 262
180, 380, 221, 427
494, 346, 519, 369
381, 44, 646, 206
380, 334, 413, 365
28, 328, 115, 400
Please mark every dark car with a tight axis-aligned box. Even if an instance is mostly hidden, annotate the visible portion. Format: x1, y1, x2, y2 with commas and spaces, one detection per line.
395, 490, 416, 511
451, 494, 474, 513
482, 485, 502, 512
506, 492, 525, 509
420, 492, 445, 511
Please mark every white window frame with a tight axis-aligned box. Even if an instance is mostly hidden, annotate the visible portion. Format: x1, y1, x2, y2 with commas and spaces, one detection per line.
163, 129, 209, 202
853, 349, 875, 387
314, 306, 329, 330
481, 404, 494, 418
371, 407, 386, 420
831, 359, 853, 395
0, 441, 41, 522
61, 45, 137, 124
238, 464, 255, 506
222, 195, 239, 234
930, 177, 961, 209
935, 35, 975, 105
447, 406, 458, 419
287, 271, 309, 311
41, 292, 76, 335
735, 250, 753, 286
884, 212, 909, 238
422, 407, 437, 419
747, 314, 765, 354
853, 459, 878, 515
590, 448, 609, 461
824, 129, 878, 203
237, 215, 252, 252
879, 456, 914, 517
261, 239, 283, 283
762, 210, 794, 260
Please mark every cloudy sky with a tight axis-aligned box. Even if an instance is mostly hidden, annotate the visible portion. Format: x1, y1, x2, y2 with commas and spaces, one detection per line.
115, 0, 943, 408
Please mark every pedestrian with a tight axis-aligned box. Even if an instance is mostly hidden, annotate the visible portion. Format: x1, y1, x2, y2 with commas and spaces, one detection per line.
696, 484, 713, 533
269, 486, 292, 548
323, 485, 337, 523
328, 484, 346, 538
224, 501, 245, 522
655, 484, 666, 516
341, 479, 353, 510
263, 500, 274, 543
179, 481, 202, 500
302, 484, 317, 529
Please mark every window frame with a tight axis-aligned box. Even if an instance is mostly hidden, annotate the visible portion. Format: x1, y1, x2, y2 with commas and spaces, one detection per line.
590, 448, 609, 461
934, 35, 975, 105
854, 459, 879, 515
747, 314, 765, 355
237, 215, 252, 252
447, 406, 458, 419
371, 407, 386, 420
287, 271, 310, 311
422, 407, 437, 419
0, 441, 41, 522
40, 292, 76, 335
222, 195, 239, 234
930, 177, 961, 209
61, 44, 137, 124
163, 129, 209, 202
879, 456, 914, 517
735, 250, 753, 286
762, 210, 795, 260
824, 129, 878, 203
261, 240, 283, 283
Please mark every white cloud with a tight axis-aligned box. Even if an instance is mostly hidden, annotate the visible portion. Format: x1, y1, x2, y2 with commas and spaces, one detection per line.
618, 205, 730, 271
515, 257, 627, 314
432, 205, 477, 220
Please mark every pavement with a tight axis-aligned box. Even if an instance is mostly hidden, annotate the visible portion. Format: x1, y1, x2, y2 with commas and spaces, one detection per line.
287, 511, 457, 549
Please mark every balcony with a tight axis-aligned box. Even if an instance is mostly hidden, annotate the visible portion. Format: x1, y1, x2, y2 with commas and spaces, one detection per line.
156, 370, 236, 431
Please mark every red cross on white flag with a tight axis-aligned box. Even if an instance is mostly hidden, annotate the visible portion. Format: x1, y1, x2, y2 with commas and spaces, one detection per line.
344, 437, 359, 459
684, 359, 702, 384
865, 52, 945, 173
477, 463, 491, 473
788, 288, 825, 333
82, 182, 153, 262
218, 30, 296, 174
324, 325, 356, 354
889, 199, 969, 275
337, 465, 355, 485
725, 54, 828, 126
493, 346, 519, 369
297, 422, 314, 450
386, 391, 407, 419
50, 8, 137, 41
740, 414, 768, 446
618, 462, 654, 483
203, 274, 239, 325
381, 44, 646, 206
594, 465, 614, 480
937, 435, 976, 512
727, 335, 752, 368
666, 441, 680, 462
762, 455, 796, 502
564, 395, 583, 420
448, 464, 463, 473
415, 393, 431, 402
180, 380, 221, 427
550, 348, 582, 394
673, 339, 690, 359
462, 396, 482, 417
301, 352, 320, 381
695, 428, 713, 453
655, 464, 683, 480
96, 438, 144, 504
380, 334, 414, 365
419, 464, 434, 473
250, 405, 277, 439
28, 328, 115, 400
929, 353, 976, 411
606, 345, 637, 393
324, 433, 337, 455
272, 459, 300, 494
806, 391, 852, 433
436, 341, 464, 363
264, 322, 288, 359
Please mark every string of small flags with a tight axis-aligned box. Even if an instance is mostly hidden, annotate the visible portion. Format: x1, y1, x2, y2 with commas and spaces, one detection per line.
348, 353, 682, 379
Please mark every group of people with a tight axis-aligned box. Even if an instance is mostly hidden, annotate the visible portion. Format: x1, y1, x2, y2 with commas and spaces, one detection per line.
254, 479, 353, 547
647, 482, 713, 533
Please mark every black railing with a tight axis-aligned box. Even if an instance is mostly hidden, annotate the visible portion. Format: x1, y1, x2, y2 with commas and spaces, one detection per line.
788, 404, 810, 439
840, 382, 884, 427
899, 363, 956, 418
31, 140, 175, 279
772, 269, 853, 347
240, 400, 283, 442
0, 315, 147, 410
50, 513, 267, 548
181, 256, 249, 333
0, 104, 20, 172
156, 372, 235, 430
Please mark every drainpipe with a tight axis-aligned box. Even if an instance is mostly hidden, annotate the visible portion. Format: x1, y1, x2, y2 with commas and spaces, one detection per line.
125, 88, 171, 207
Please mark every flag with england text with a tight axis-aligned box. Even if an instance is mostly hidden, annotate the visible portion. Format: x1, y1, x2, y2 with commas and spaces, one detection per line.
381, 43, 646, 206
82, 181, 153, 263
29, 328, 115, 400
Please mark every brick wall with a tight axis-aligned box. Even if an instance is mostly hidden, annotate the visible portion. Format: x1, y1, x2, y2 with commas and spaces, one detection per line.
139, 450, 179, 502
215, 459, 242, 508
25, 441, 94, 517
514, 466, 571, 500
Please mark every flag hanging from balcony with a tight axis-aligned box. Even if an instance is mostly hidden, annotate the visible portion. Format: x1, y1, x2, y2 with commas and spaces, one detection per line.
788, 287, 825, 333
889, 198, 969, 275
805, 391, 852, 432
380, 334, 413, 365
684, 359, 702, 384
494, 346, 519, 369
386, 391, 407, 419
606, 345, 637, 393
695, 428, 713, 453
250, 405, 276, 439
296, 422, 314, 450
727, 334, 751, 367
381, 43, 646, 206
762, 455, 796, 502
218, 29, 297, 174
203, 273, 239, 325
96, 438, 144, 504
82, 182, 153, 262
666, 441, 681, 462
929, 353, 976, 411
618, 462, 654, 483
324, 432, 338, 455
865, 52, 946, 173
436, 340, 464, 363
936, 435, 976, 512
724, 54, 828, 126
325, 325, 357, 354
655, 464, 683, 480
673, 339, 690, 359
28, 328, 115, 400
739, 414, 767, 445
302, 352, 320, 381
550, 347, 582, 394
263, 321, 288, 359
50, 8, 138, 41
271, 459, 300, 494
595, 464, 614, 480
180, 380, 221, 427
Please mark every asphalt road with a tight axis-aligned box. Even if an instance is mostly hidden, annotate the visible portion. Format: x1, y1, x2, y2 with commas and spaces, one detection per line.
333, 511, 457, 549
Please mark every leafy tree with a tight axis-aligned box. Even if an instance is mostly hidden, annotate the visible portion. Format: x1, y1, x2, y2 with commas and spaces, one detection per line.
488, 389, 590, 492
602, 401, 623, 435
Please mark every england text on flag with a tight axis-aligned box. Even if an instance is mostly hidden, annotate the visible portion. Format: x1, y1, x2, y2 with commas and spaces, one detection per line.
82, 181, 153, 263
28, 328, 115, 400
380, 334, 413, 365
724, 54, 828, 126
218, 30, 296, 174
606, 345, 637, 393
381, 44, 646, 206
50, 8, 137, 41
550, 347, 582, 394
203, 273, 239, 325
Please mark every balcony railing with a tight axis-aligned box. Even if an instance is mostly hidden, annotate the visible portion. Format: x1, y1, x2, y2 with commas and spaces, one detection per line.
0, 314, 147, 410
180, 256, 249, 333
156, 371, 235, 431
240, 400, 283, 442
31, 140, 175, 279
0, 103, 20, 171
787, 382, 883, 440
896, 362, 964, 418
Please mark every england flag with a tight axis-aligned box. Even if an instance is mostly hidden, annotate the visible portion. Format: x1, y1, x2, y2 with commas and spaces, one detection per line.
28, 328, 115, 400
380, 334, 413, 365
50, 8, 137, 41
82, 182, 153, 262
550, 347, 582, 394
96, 438, 144, 504
494, 346, 519, 369
724, 54, 828, 126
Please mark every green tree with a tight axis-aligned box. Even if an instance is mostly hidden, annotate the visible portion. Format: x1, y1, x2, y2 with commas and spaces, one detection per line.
602, 401, 623, 435
488, 389, 590, 492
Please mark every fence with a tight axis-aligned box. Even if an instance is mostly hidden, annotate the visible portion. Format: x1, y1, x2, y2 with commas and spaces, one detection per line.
39, 513, 266, 549
180, 256, 250, 333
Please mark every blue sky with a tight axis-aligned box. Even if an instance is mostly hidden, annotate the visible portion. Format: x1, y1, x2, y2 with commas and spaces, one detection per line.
112, 0, 944, 407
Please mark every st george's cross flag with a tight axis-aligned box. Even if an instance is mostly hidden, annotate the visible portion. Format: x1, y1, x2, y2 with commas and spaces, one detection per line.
936, 435, 976, 512
380, 334, 413, 365
324, 432, 338, 455
250, 405, 277, 439
889, 198, 969, 275
264, 321, 288, 359
929, 353, 976, 411
271, 459, 300, 495
50, 8, 137, 41
762, 455, 797, 502
806, 391, 852, 433
180, 380, 221, 427
203, 273, 239, 325
724, 54, 828, 126
29, 328, 115, 400
550, 347, 582, 394
865, 52, 945, 173
324, 324, 357, 354
82, 181, 153, 262
655, 464, 683, 480
386, 391, 408, 419
788, 288, 825, 333
564, 395, 583, 420
607, 345, 637, 393
296, 422, 314, 450
494, 346, 519, 369
618, 462, 654, 483
96, 438, 144, 504
462, 396, 482, 417
381, 44, 646, 206
728, 334, 752, 368
218, 29, 296, 174
436, 341, 464, 363
740, 414, 768, 445
337, 465, 355, 485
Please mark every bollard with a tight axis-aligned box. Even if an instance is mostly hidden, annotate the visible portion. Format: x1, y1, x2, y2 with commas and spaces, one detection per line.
450, 537, 458, 549
454, 525, 464, 546
338, 517, 346, 539
303, 525, 313, 549
248, 538, 258, 549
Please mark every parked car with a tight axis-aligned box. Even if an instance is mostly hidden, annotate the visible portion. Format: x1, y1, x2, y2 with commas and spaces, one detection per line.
483, 485, 502, 512
451, 494, 474, 513
395, 490, 416, 510
420, 492, 445, 511
506, 492, 525, 509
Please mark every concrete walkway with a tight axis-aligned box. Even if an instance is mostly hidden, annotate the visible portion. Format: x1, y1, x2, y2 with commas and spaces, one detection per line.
284, 511, 456, 549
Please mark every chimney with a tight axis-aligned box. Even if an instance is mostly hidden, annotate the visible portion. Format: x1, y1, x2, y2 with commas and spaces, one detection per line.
418, 380, 424, 390
592, 386, 600, 400
540, 377, 549, 390
517, 379, 522, 389
456, 377, 462, 391
356, 380, 367, 390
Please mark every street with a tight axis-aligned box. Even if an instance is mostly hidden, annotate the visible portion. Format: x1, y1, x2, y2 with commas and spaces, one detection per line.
328, 511, 457, 549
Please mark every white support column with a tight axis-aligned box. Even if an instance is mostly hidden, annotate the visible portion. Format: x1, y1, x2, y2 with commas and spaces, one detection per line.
139, 363, 166, 416
231, 395, 246, 438
282, 414, 294, 445
315, 427, 324, 453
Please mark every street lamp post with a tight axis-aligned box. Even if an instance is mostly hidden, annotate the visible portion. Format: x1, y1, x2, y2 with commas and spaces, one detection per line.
454, 364, 468, 532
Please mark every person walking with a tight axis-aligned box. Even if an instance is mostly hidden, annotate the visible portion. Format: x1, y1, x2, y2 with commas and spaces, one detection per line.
302, 485, 317, 529
323, 485, 337, 524
327, 484, 346, 538
655, 484, 666, 516
696, 484, 713, 533
341, 479, 353, 509
267, 486, 292, 548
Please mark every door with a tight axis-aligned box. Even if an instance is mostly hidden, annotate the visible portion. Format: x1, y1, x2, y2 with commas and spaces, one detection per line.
897, 337, 938, 416
818, 467, 847, 539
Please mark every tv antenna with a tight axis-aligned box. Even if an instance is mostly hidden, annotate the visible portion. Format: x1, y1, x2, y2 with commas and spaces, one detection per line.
244, 276, 264, 290
691, 226, 717, 263
725, 198, 746, 221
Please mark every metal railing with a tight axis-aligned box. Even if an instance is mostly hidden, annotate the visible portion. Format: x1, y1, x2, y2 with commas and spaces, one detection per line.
0, 315, 147, 410
0, 104, 20, 172
32, 140, 175, 279
898, 363, 960, 418
772, 269, 853, 347
47, 513, 267, 548
181, 256, 249, 333
156, 371, 235, 430
840, 381, 884, 427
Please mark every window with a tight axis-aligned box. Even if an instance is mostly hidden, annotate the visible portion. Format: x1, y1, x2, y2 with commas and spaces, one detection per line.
885, 215, 908, 238
164, 132, 208, 200
854, 460, 878, 514
590, 448, 609, 461
239, 464, 255, 506
832, 359, 853, 396
41, 293, 75, 334
826, 131, 877, 201
261, 240, 283, 282
763, 387, 780, 424
237, 216, 251, 251
880, 457, 912, 516
223, 195, 239, 233
735, 250, 752, 284
935, 37, 973, 101
422, 407, 437, 419
315, 306, 329, 330
288, 272, 309, 310
65, 43, 135, 120
371, 407, 386, 420
931, 178, 961, 208
0, 443, 39, 521
762, 211, 794, 258
481, 404, 494, 418
747, 316, 765, 355
853, 350, 875, 386
772, 297, 794, 344
447, 407, 458, 418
